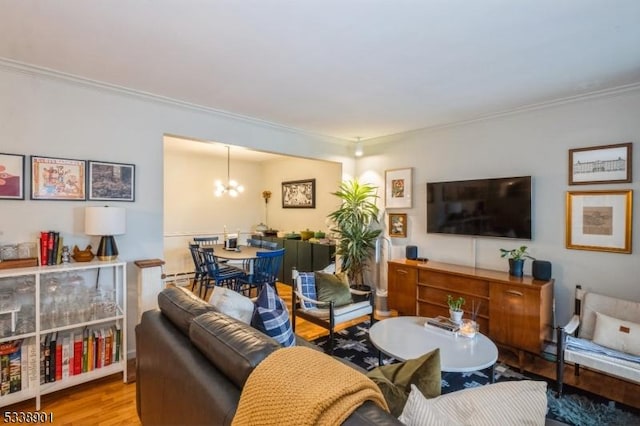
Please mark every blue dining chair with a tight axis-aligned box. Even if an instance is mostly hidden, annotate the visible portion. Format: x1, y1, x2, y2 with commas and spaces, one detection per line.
199, 247, 247, 298
237, 248, 285, 297
193, 236, 219, 247
188, 243, 208, 295
246, 238, 262, 247
260, 240, 279, 250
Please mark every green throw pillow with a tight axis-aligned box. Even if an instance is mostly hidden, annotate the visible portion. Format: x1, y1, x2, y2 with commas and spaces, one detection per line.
314, 271, 353, 307
366, 348, 441, 417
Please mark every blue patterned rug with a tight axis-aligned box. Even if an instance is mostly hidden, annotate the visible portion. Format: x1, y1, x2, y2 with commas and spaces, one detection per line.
312, 321, 640, 426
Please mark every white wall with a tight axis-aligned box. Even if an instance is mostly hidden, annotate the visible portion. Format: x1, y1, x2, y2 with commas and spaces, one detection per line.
262, 157, 342, 234
0, 61, 353, 355
358, 88, 640, 326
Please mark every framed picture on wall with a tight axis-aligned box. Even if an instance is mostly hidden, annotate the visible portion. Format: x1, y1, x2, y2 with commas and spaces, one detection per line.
389, 213, 407, 238
0, 153, 25, 200
88, 160, 136, 201
282, 178, 316, 208
31, 156, 86, 200
568, 142, 632, 185
385, 168, 412, 208
566, 190, 632, 253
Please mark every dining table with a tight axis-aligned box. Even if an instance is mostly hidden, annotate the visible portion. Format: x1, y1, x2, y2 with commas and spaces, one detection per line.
213, 245, 262, 274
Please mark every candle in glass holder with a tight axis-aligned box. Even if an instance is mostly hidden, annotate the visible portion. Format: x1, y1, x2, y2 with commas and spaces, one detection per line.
460, 319, 478, 338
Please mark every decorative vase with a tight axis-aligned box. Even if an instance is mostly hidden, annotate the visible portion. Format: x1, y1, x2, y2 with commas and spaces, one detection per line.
449, 309, 463, 324
300, 229, 314, 241
509, 259, 525, 277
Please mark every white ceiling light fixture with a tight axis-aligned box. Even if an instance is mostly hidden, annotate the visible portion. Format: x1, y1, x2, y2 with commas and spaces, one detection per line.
214, 146, 244, 197
355, 137, 364, 157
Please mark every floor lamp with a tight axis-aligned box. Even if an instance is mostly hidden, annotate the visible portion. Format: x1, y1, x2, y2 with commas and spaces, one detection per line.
85, 206, 126, 261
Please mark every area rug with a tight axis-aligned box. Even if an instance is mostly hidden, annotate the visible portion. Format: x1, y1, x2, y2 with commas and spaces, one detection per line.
312, 321, 640, 426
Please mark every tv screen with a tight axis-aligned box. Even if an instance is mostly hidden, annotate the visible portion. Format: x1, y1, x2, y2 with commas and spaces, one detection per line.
427, 176, 532, 239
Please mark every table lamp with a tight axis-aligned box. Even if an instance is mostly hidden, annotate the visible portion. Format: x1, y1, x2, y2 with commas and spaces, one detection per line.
85, 206, 126, 261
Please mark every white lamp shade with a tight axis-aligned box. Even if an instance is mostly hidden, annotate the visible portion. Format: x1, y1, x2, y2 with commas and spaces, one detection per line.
85, 206, 126, 236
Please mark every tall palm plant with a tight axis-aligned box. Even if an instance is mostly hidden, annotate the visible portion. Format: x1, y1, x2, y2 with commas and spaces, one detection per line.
327, 179, 381, 286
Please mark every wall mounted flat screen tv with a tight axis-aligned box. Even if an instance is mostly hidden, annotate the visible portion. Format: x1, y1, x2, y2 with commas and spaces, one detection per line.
427, 176, 532, 239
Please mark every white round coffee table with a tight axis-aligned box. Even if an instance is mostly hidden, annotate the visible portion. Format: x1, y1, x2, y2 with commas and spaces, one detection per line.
369, 316, 498, 374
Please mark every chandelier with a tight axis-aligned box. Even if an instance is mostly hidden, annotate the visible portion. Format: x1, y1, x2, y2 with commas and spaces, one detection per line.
214, 146, 244, 197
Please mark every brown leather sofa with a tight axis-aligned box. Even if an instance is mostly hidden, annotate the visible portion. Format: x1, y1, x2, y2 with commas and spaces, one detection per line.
135, 286, 401, 425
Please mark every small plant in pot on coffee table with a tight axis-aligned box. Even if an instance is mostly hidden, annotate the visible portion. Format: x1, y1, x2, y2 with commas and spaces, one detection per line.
447, 295, 465, 324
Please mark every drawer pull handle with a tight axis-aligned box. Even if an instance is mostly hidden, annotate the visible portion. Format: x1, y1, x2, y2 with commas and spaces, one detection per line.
397, 269, 408, 275
506, 290, 523, 297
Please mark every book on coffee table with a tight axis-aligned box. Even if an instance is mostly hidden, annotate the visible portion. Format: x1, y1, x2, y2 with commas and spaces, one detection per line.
425, 316, 460, 333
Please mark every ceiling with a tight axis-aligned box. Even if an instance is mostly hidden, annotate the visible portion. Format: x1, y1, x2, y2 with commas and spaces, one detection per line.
1, 1, 640, 141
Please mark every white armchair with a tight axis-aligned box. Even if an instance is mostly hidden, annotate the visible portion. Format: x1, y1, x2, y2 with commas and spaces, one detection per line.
291, 264, 375, 354
556, 285, 640, 396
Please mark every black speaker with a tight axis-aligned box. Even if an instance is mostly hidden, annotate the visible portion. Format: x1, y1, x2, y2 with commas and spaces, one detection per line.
406, 245, 418, 260
532, 260, 552, 281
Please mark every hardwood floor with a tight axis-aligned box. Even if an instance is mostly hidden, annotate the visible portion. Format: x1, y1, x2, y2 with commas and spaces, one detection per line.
4, 370, 139, 425
5, 282, 639, 424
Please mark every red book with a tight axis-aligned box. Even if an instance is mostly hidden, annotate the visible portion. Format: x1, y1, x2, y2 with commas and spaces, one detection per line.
40, 232, 49, 266
94, 330, 103, 369
104, 329, 113, 366
73, 336, 83, 376
55, 340, 62, 381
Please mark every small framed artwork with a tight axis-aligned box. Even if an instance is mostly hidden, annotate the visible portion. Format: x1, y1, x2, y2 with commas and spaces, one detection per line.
88, 161, 136, 201
0, 153, 25, 200
566, 190, 632, 253
282, 178, 316, 208
385, 168, 412, 208
31, 156, 86, 200
569, 142, 632, 185
389, 213, 407, 238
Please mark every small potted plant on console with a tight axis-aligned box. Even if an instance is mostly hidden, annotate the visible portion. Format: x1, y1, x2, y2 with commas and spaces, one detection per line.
499, 245, 534, 277
447, 295, 465, 324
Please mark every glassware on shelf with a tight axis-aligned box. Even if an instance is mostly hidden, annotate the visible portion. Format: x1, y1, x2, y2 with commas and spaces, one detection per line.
68, 272, 86, 287
0, 289, 16, 312
16, 305, 35, 334
0, 244, 18, 260
41, 275, 61, 329
15, 278, 35, 307
0, 317, 12, 337
17, 242, 37, 259
88, 288, 118, 320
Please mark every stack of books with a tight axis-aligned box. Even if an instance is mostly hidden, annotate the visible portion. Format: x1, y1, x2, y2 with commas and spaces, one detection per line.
39, 231, 63, 265
425, 316, 460, 333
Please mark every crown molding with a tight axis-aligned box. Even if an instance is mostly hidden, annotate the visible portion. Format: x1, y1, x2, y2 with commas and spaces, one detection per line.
0, 57, 351, 146
365, 82, 640, 143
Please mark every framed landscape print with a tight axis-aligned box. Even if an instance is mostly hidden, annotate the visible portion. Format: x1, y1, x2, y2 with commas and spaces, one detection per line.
88, 161, 135, 201
389, 213, 407, 238
566, 190, 632, 253
569, 142, 632, 185
385, 168, 412, 208
31, 156, 86, 200
0, 153, 25, 200
282, 178, 315, 208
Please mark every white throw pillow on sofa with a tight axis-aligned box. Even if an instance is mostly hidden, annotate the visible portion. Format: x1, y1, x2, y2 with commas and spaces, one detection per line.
399, 381, 547, 426
593, 311, 640, 356
208, 286, 254, 324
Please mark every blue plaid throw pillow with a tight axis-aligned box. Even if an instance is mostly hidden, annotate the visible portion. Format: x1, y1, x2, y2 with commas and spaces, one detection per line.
252, 284, 295, 347
298, 272, 317, 310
